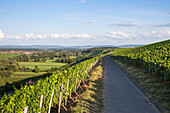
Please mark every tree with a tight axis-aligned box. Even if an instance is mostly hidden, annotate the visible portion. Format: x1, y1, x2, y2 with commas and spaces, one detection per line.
35, 57, 40, 62
41, 58, 46, 62
77, 52, 82, 57
34, 65, 40, 73
49, 56, 54, 60
22, 66, 26, 72
0, 70, 14, 78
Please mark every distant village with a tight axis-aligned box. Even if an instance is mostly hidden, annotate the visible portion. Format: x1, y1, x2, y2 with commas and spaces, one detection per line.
0, 51, 36, 54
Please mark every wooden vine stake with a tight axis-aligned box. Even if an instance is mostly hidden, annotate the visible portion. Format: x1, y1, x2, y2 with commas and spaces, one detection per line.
62, 104, 68, 111
38, 94, 43, 113
58, 83, 63, 113
69, 88, 74, 101
75, 72, 78, 91
79, 80, 83, 91
24, 106, 28, 113
74, 72, 79, 97
65, 79, 69, 105
48, 86, 54, 113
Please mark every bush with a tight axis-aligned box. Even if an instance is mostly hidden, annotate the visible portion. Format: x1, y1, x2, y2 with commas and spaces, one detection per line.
0, 70, 14, 78
34, 65, 40, 73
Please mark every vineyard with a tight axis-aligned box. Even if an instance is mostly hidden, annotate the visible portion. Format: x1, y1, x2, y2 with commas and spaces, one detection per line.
111, 39, 170, 81
0, 40, 169, 112
0, 56, 100, 112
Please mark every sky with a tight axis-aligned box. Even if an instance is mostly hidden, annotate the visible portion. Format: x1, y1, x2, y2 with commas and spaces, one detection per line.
0, 0, 170, 46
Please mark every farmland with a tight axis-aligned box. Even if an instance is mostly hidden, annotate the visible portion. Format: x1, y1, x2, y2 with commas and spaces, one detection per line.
0, 54, 20, 59
12, 72, 47, 82
19, 59, 67, 70
0, 72, 47, 87
0, 56, 69, 87
14, 72, 47, 76
18, 56, 77, 70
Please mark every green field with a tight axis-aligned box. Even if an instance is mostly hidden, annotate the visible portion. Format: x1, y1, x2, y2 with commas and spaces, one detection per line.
15, 72, 47, 76
70, 56, 77, 58
0, 54, 20, 59
12, 72, 47, 81
0, 72, 47, 87
19, 57, 68, 70
0, 56, 75, 88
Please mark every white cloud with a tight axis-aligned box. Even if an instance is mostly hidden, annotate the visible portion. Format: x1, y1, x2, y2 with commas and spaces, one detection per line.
105, 31, 132, 39
13, 35, 20, 39
1, 29, 170, 42
60, 34, 71, 39
50, 33, 60, 38
161, 29, 170, 37
138, 30, 170, 38
13, 32, 93, 39
105, 29, 170, 39
23, 33, 34, 38
21, 33, 47, 39
35, 34, 47, 39
5, 35, 21, 39
74, 32, 91, 39
151, 31, 156, 34
50, 32, 92, 39
0, 29, 5, 39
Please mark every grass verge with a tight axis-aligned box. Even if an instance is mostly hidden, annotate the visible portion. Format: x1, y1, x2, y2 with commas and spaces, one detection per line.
72, 59, 105, 113
112, 59, 170, 113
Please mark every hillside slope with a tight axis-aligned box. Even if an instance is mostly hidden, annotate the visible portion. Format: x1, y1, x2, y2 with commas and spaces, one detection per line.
111, 39, 170, 80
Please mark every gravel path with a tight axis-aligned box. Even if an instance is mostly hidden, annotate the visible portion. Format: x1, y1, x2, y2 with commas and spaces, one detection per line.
103, 56, 160, 113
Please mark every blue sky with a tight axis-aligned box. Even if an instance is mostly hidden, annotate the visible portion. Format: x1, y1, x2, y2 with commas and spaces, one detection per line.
0, 0, 170, 46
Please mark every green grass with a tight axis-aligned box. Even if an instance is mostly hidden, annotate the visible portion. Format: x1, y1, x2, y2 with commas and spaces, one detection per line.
0, 54, 20, 59
70, 56, 77, 58
12, 72, 47, 79
73, 60, 104, 113
15, 72, 46, 76
0, 72, 47, 87
19, 57, 68, 70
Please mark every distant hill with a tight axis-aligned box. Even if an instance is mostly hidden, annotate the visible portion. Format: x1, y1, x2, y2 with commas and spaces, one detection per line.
0, 44, 143, 49
117, 44, 144, 48
0, 45, 63, 48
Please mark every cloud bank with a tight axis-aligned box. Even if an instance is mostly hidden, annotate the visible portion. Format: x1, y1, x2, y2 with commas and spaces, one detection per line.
105, 30, 170, 39
0, 29, 170, 42
0, 31, 92, 40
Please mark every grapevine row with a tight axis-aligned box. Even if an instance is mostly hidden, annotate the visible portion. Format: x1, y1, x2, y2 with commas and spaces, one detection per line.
0, 57, 99, 112
111, 40, 170, 81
